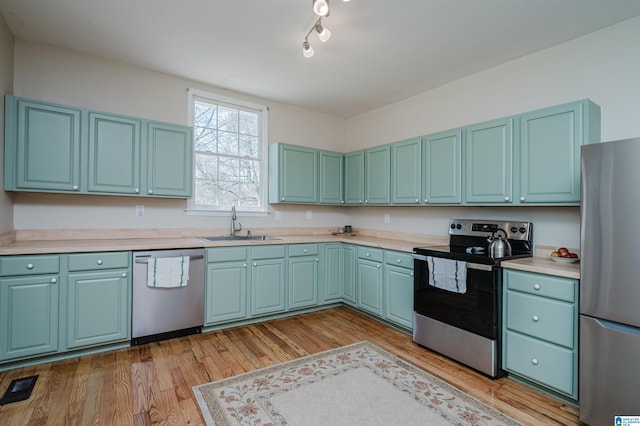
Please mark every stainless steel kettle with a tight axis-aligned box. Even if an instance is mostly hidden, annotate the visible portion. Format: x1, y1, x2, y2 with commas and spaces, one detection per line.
488, 229, 512, 258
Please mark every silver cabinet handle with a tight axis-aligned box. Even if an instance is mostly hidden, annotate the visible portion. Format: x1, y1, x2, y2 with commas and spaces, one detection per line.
341, 200, 344, 204
281, 197, 285, 201
134, 188, 140, 193
359, 199, 362, 203
97, 259, 103, 265
424, 198, 428, 203
72, 185, 79, 191
504, 196, 510, 202
148, 189, 153, 194
531, 358, 539, 365
253, 263, 257, 267
376, 264, 381, 269
397, 259, 401, 263
366, 253, 370, 257
121, 272, 127, 278
532, 315, 539, 322
27, 263, 34, 269
415, 198, 419, 203
534, 284, 541, 290
410, 272, 414, 277
243, 263, 247, 268
520, 196, 526, 202
51, 277, 57, 284
303, 249, 308, 253
315, 258, 319, 262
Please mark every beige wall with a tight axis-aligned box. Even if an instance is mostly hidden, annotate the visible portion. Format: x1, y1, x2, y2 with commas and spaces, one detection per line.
11, 41, 349, 232
0, 15, 14, 232
343, 16, 640, 248
7, 17, 640, 247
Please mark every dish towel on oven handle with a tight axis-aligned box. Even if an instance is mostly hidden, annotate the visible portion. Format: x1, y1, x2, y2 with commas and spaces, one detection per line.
426, 256, 467, 294
147, 256, 190, 288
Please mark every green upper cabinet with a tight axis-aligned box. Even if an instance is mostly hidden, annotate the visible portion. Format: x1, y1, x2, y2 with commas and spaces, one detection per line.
88, 112, 141, 195
422, 129, 462, 204
319, 150, 344, 204
344, 150, 365, 205
4, 96, 193, 199
365, 144, 391, 204
146, 122, 193, 197
518, 100, 600, 205
5, 96, 82, 193
269, 143, 318, 203
464, 117, 514, 204
391, 138, 421, 204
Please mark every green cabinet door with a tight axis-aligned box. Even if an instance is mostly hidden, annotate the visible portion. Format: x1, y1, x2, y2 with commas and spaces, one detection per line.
344, 151, 365, 205
322, 244, 343, 303
519, 100, 599, 204
384, 264, 414, 329
422, 129, 462, 204
67, 270, 130, 349
357, 258, 383, 316
319, 150, 344, 204
88, 112, 141, 195
147, 122, 193, 197
269, 143, 318, 203
465, 118, 514, 204
342, 245, 356, 305
391, 138, 421, 204
365, 145, 391, 204
0, 275, 60, 361
206, 261, 248, 324
8, 97, 82, 192
251, 258, 286, 316
288, 256, 319, 309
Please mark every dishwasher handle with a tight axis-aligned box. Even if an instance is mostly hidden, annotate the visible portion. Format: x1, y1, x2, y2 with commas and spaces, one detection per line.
135, 254, 204, 264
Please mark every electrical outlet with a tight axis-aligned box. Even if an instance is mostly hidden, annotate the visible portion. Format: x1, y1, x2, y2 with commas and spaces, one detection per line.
384, 213, 390, 223
136, 205, 144, 217
306, 210, 313, 219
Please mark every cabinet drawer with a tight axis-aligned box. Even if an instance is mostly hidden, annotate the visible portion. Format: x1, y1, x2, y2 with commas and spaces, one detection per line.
357, 247, 383, 262
0, 255, 60, 276
68, 252, 130, 271
506, 291, 575, 348
207, 247, 248, 262
384, 251, 413, 269
251, 245, 286, 260
505, 269, 576, 302
289, 244, 318, 257
504, 330, 575, 396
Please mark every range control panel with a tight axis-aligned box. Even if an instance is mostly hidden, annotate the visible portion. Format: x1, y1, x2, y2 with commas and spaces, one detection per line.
448, 219, 532, 241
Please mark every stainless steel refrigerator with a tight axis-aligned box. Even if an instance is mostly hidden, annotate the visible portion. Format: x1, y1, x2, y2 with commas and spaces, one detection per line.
580, 138, 640, 425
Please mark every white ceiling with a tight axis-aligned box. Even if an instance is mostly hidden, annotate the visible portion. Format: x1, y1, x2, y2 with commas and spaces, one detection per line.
2, 0, 640, 118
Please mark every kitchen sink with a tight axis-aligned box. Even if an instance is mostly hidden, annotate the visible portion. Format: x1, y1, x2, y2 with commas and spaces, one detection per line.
200, 235, 281, 242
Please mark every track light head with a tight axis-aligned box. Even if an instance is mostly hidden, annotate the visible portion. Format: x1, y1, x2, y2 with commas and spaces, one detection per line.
314, 21, 331, 43
302, 40, 314, 58
313, 0, 330, 16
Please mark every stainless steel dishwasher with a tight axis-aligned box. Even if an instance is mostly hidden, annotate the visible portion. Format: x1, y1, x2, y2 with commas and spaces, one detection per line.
132, 248, 205, 345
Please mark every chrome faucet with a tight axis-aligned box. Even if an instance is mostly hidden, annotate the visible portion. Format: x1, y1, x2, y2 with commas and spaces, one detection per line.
230, 205, 242, 237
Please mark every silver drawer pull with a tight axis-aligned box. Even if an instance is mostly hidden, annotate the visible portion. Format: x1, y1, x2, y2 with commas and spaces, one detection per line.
51, 277, 57, 284
366, 253, 370, 257
531, 358, 539, 366
397, 259, 401, 263
121, 272, 127, 278
315, 258, 319, 262
533, 284, 541, 290
97, 259, 103, 265
303, 249, 308, 253
376, 264, 381, 268
243, 263, 247, 268
532, 315, 539, 322
27, 263, 34, 269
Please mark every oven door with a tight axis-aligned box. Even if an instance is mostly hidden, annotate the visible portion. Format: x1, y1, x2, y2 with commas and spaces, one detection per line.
413, 254, 500, 340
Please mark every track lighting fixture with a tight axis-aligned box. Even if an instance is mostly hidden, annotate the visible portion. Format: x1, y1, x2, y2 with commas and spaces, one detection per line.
302, 39, 314, 58
302, 0, 350, 58
314, 21, 331, 43
313, 0, 329, 17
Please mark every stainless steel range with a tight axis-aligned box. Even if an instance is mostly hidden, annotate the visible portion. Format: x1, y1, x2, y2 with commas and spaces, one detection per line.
412, 219, 533, 378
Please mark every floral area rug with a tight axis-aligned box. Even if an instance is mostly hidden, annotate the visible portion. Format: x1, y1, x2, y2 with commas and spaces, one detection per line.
193, 341, 522, 426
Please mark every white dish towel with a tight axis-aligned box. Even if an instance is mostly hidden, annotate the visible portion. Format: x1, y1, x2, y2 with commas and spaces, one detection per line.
147, 256, 190, 288
426, 256, 467, 294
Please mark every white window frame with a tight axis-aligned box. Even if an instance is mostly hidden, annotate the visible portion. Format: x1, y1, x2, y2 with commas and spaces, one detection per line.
186, 88, 269, 215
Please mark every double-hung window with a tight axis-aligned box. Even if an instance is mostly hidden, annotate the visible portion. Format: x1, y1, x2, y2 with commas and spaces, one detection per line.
187, 89, 268, 213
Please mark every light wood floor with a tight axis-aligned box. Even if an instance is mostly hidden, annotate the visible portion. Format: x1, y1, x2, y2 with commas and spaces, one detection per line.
0, 307, 579, 425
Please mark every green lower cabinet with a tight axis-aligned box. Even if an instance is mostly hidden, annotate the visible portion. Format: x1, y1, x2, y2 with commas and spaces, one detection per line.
206, 261, 248, 324
251, 256, 286, 316
0, 274, 60, 361
384, 264, 414, 329
288, 255, 318, 309
342, 245, 357, 305
357, 248, 384, 316
322, 244, 343, 303
66, 270, 130, 349
503, 269, 578, 400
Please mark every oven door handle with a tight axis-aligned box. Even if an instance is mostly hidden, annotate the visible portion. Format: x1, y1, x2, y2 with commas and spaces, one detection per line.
413, 254, 493, 272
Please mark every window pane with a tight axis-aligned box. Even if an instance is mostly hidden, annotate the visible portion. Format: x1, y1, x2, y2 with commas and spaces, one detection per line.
218, 131, 239, 156
194, 102, 217, 128
194, 154, 218, 179
239, 183, 259, 207
239, 111, 258, 136
239, 135, 259, 158
195, 178, 218, 206
194, 127, 217, 153
239, 159, 260, 183
217, 181, 239, 206
218, 107, 238, 132
219, 157, 239, 181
